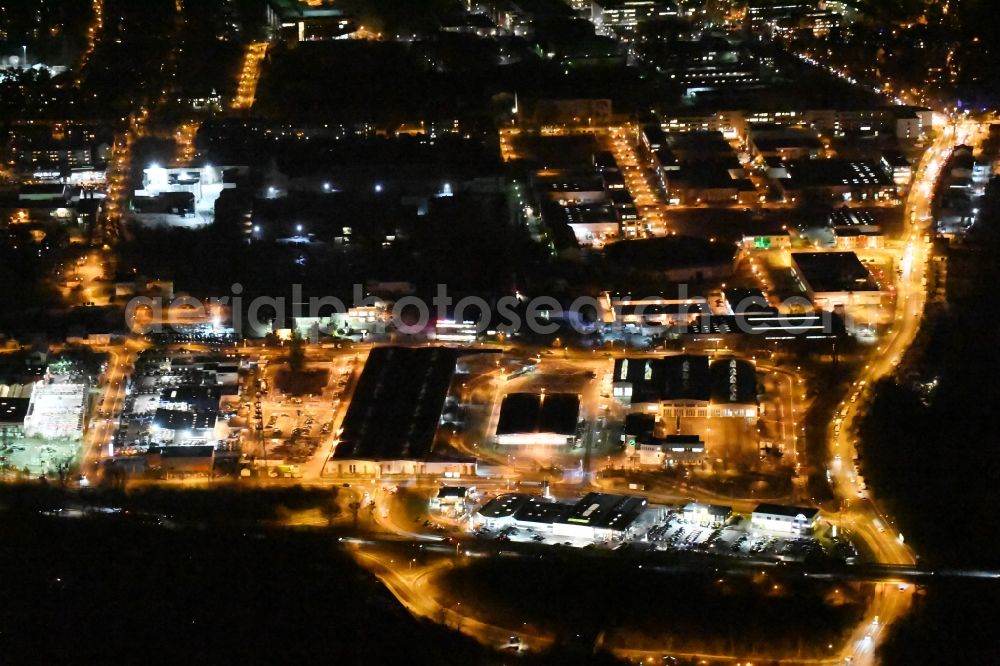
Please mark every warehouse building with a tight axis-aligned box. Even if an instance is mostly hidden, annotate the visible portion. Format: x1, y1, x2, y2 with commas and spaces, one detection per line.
330, 347, 481, 477
612, 354, 758, 419
150, 409, 221, 445
638, 434, 706, 466
829, 209, 884, 250
0, 397, 30, 439
751, 503, 820, 534
23, 382, 88, 440
791, 251, 885, 310
473, 492, 648, 541
601, 291, 712, 334
682, 502, 732, 527
495, 392, 580, 446
777, 159, 896, 203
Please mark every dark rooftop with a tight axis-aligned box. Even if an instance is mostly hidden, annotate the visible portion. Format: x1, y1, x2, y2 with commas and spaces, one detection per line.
514, 496, 571, 524
559, 492, 647, 531
156, 445, 216, 459
783, 159, 893, 188
614, 354, 757, 404
152, 409, 218, 432
792, 251, 881, 293
623, 412, 656, 437
159, 385, 222, 406
334, 346, 474, 460
477, 493, 532, 519
709, 357, 758, 405
684, 312, 842, 338
0, 397, 30, 425
496, 392, 580, 436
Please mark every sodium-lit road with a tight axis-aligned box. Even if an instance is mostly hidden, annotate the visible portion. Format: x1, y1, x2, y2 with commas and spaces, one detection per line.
827, 117, 988, 665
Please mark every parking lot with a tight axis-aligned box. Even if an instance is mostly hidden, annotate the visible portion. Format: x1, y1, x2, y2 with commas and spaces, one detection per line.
465, 497, 847, 564
250, 354, 358, 470
0, 436, 80, 478
639, 511, 831, 562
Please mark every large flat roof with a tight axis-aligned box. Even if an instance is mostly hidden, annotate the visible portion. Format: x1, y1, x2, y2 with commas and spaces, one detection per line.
709, 358, 757, 405
614, 354, 710, 402
783, 159, 893, 188
153, 409, 218, 432
334, 346, 468, 460
159, 385, 222, 405
685, 311, 842, 335
269, 0, 346, 19
496, 392, 580, 436
792, 251, 880, 293
753, 503, 819, 520
477, 493, 532, 519
614, 355, 757, 404
0, 397, 29, 425
477, 492, 647, 533
559, 492, 647, 531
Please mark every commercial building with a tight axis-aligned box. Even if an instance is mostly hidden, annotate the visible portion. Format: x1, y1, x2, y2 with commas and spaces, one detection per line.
495, 392, 580, 446
19, 184, 70, 203
23, 382, 87, 440
266, 0, 356, 41
640, 124, 667, 155
777, 159, 896, 203
646, 130, 757, 205
638, 434, 706, 466
601, 291, 710, 330
720, 287, 772, 314
7, 122, 109, 174
591, 0, 679, 31
880, 150, 913, 187
751, 503, 820, 534
660, 160, 757, 206
537, 173, 608, 205
491, 0, 575, 36
132, 164, 243, 227
558, 492, 648, 540
612, 355, 759, 419
474, 491, 648, 541
159, 385, 223, 412
330, 347, 480, 477
829, 209, 884, 250
747, 125, 825, 162
683, 311, 842, 343
659, 112, 744, 139
545, 202, 621, 246
639, 39, 763, 95
0, 397, 30, 438
431, 486, 473, 511
151, 408, 221, 445
530, 19, 625, 66
682, 502, 732, 527
791, 251, 885, 310
658, 107, 931, 144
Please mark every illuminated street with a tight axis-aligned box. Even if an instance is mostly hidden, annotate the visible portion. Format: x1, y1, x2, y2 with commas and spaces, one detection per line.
2, 1, 1000, 663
